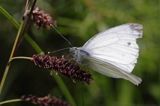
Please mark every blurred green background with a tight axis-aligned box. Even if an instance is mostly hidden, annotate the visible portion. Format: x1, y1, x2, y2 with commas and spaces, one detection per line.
0, 0, 160, 106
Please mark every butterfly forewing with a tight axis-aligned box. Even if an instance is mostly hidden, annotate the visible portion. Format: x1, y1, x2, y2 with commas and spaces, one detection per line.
82, 23, 143, 73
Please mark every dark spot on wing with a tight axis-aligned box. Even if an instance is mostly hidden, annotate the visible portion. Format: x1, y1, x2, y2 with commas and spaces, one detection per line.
127, 42, 131, 46
129, 23, 143, 37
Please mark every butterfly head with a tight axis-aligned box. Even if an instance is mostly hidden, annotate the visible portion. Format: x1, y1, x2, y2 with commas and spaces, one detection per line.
69, 47, 80, 62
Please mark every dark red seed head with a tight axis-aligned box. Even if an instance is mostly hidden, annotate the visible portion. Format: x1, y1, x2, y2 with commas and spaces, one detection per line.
32, 54, 92, 84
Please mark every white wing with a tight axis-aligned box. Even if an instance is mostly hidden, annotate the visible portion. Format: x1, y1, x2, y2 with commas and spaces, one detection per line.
86, 57, 142, 85
82, 23, 143, 73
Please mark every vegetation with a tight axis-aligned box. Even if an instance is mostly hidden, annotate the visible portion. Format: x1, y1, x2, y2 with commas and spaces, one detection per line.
0, 0, 159, 106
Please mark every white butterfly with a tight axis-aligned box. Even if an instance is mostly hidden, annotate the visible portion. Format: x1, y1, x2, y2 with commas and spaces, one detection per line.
70, 23, 143, 85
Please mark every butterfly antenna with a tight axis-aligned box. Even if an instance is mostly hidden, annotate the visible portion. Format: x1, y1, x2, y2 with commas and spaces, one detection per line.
48, 47, 70, 54
52, 26, 73, 47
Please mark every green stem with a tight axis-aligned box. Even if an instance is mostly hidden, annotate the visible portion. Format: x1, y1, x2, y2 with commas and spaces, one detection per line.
25, 35, 43, 53
53, 74, 76, 106
0, 6, 76, 106
0, 6, 42, 53
0, 0, 37, 95
0, 99, 22, 105
9, 56, 33, 63
0, 21, 25, 94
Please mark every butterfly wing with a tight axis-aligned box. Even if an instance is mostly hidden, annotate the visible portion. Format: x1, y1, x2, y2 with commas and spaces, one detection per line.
82, 23, 143, 73
86, 56, 142, 85
81, 23, 143, 85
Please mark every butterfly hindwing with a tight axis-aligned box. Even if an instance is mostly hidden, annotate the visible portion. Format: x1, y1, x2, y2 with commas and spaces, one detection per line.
86, 56, 142, 85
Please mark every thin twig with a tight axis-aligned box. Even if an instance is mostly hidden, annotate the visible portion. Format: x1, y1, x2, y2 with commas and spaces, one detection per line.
0, 0, 37, 95
0, 5, 76, 106
0, 99, 22, 105
25, 0, 29, 11
9, 56, 33, 63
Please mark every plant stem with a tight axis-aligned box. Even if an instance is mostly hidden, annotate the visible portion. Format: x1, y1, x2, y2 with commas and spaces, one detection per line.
0, 21, 25, 94
25, 36, 43, 53
53, 73, 76, 106
9, 56, 33, 63
0, 6, 76, 106
0, 0, 37, 95
0, 99, 22, 105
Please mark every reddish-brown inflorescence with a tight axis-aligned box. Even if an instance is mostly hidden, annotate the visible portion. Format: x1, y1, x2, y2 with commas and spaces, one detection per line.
32, 54, 92, 84
31, 7, 56, 29
21, 95, 69, 106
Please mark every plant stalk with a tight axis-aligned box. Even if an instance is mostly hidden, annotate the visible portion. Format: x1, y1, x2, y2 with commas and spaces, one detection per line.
0, 21, 25, 94
9, 56, 33, 63
0, 0, 37, 95
0, 99, 22, 105
0, 5, 76, 106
